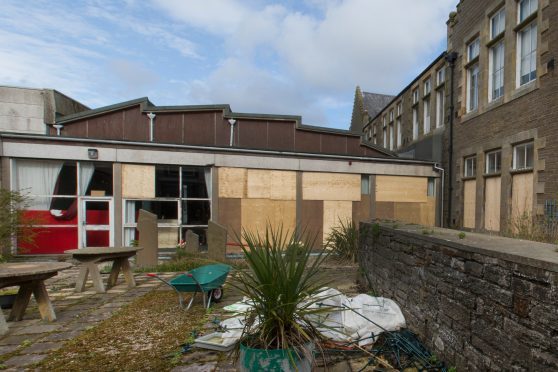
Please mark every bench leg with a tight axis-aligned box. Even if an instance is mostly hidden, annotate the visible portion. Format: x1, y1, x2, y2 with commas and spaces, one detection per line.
87, 262, 106, 293
75, 265, 89, 292
107, 259, 123, 288
0, 309, 8, 336
120, 259, 136, 288
33, 281, 56, 322
8, 283, 34, 321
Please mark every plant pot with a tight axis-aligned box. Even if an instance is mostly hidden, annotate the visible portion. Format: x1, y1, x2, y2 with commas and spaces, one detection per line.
238, 342, 314, 372
0, 294, 17, 309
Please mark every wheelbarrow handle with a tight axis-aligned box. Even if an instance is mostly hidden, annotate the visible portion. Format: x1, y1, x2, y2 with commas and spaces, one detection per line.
146, 273, 174, 288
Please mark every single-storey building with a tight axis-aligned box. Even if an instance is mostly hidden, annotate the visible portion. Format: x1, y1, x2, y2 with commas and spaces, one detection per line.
1, 94, 441, 255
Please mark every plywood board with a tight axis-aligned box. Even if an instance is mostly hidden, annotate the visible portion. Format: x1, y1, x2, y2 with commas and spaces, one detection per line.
247, 169, 271, 199
352, 195, 371, 227
218, 167, 246, 198
375, 202, 395, 220
463, 180, 476, 229
241, 199, 296, 238
420, 197, 436, 227
323, 200, 353, 245
217, 198, 241, 240
375, 176, 427, 203
270, 171, 296, 200
394, 202, 422, 224
484, 177, 501, 232
300, 200, 323, 248
122, 164, 155, 198
302, 172, 360, 201
512, 173, 533, 229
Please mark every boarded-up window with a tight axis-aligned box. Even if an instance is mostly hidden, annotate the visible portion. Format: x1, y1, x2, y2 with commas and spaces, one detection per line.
484, 177, 501, 231
463, 179, 476, 228
122, 164, 155, 198
511, 172, 533, 230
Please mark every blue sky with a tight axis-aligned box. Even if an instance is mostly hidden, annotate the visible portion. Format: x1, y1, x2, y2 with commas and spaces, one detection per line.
0, 0, 456, 129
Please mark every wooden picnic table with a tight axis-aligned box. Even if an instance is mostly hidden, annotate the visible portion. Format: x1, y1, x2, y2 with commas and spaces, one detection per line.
0, 262, 72, 325
65, 247, 142, 293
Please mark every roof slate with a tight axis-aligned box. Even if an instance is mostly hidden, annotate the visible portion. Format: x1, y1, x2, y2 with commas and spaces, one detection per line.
361, 92, 395, 118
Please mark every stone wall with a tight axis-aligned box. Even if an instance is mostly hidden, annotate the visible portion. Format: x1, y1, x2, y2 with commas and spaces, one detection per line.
358, 222, 558, 371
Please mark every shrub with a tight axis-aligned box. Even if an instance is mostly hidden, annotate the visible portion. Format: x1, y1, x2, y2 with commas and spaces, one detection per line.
325, 218, 359, 262
503, 211, 558, 244
0, 188, 40, 258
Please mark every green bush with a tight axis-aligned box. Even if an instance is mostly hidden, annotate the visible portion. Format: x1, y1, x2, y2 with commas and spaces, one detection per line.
325, 219, 359, 263
0, 188, 40, 259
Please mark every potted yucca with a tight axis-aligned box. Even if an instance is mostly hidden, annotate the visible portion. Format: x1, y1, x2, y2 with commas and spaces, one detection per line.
234, 225, 331, 371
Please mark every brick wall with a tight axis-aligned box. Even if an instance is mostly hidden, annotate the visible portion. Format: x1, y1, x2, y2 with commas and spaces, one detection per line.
359, 222, 558, 371
449, 0, 558, 228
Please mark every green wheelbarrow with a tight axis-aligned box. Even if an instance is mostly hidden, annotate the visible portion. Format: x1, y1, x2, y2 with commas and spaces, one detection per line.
147, 263, 231, 310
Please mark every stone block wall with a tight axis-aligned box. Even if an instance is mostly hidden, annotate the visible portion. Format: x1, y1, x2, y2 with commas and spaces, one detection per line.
358, 222, 558, 371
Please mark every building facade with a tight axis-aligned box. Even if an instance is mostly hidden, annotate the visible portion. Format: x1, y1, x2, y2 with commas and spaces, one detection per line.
1, 97, 440, 255
449, 0, 557, 233
356, 0, 557, 235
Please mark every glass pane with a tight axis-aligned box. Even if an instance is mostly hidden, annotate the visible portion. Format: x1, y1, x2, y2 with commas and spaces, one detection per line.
182, 200, 211, 225
81, 162, 113, 196
126, 200, 178, 222
85, 201, 110, 225
156, 165, 179, 197
19, 226, 78, 254
181, 227, 207, 247
182, 167, 210, 198
86, 231, 109, 247
526, 143, 534, 167
361, 175, 370, 195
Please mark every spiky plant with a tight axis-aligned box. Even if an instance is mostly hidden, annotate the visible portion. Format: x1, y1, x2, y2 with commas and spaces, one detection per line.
325, 218, 359, 263
234, 225, 332, 355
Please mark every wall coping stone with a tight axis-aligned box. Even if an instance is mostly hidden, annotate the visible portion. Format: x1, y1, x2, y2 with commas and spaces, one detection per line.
365, 222, 558, 273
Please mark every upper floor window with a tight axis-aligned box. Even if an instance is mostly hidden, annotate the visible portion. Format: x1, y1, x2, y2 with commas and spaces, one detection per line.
490, 41, 505, 100
513, 142, 534, 170
383, 127, 387, 148
436, 89, 444, 128
396, 118, 402, 148
486, 150, 502, 174
412, 89, 419, 104
490, 8, 506, 39
467, 38, 480, 62
519, 0, 537, 23
467, 63, 479, 112
383, 115, 387, 127
396, 102, 402, 116
424, 78, 431, 95
518, 22, 537, 86
412, 107, 419, 140
373, 125, 376, 135
423, 98, 431, 134
389, 124, 394, 151
436, 68, 445, 85
389, 110, 394, 122
464, 156, 476, 177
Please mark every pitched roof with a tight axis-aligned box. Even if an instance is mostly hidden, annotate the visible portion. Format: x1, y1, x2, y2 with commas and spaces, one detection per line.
361, 92, 394, 118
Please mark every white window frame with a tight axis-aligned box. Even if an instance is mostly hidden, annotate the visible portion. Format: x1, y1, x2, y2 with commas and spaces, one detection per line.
424, 78, 431, 95
467, 38, 480, 62
436, 68, 445, 86
412, 89, 419, 104
383, 127, 387, 148
396, 118, 402, 148
467, 63, 479, 112
397, 102, 402, 116
412, 107, 418, 140
389, 110, 394, 122
489, 41, 505, 101
517, 22, 537, 87
518, 0, 537, 23
423, 98, 430, 134
436, 89, 444, 128
490, 8, 506, 39
464, 156, 477, 177
389, 124, 394, 150
513, 142, 534, 170
485, 150, 502, 174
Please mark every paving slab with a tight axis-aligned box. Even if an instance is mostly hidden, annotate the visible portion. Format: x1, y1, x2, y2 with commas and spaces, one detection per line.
24, 341, 63, 354
10, 324, 61, 336
3, 353, 47, 368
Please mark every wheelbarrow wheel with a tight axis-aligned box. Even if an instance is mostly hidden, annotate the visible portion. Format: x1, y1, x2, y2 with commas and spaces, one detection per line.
209, 287, 224, 303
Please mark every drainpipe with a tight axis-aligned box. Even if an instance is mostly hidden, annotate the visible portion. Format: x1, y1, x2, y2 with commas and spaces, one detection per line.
228, 118, 236, 147
433, 163, 445, 227
445, 52, 458, 228
147, 112, 156, 142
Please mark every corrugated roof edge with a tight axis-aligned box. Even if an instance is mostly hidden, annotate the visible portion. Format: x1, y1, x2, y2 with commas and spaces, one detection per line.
55, 96, 395, 157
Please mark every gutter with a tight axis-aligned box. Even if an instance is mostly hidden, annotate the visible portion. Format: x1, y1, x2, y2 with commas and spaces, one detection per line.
0, 133, 438, 167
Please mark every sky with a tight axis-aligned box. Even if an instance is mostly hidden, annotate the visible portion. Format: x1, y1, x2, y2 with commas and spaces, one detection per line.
0, 0, 457, 129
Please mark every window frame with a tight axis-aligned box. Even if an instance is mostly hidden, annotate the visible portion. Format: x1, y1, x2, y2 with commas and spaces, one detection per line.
467, 38, 480, 62
396, 118, 402, 148
518, 0, 538, 23
396, 102, 402, 116
383, 127, 387, 148
389, 109, 394, 122
512, 142, 534, 170
412, 106, 419, 140
424, 78, 431, 96
423, 98, 430, 134
412, 88, 419, 104
467, 63, 480, 112
489, 40, 505, 101
517, 22, 537, 87
490, 7, 506, 40
464, 156, 477, 178
435, 88, 444, 128
436, 68, 445, 86
485, 150, 502, 174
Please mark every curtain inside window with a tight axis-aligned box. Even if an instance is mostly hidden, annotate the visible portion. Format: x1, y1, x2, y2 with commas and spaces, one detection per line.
204, 168, 212, 198
15, 159, 63, 210
79, 162, 96, 195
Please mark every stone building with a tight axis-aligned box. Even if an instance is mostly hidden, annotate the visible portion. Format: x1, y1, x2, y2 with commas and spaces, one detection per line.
355, 0, 557, 234
449, 0, 557, 234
